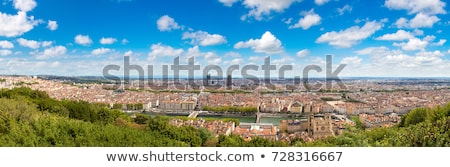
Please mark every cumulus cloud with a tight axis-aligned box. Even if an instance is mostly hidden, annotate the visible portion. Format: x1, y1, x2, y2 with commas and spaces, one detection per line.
296, 49, 309, 57
157, 15, 180, 31
394, 18, 408, 28
91, 48, 113, 55
100, 37, 118, 45
316, 20, 383, 48
218, 0, 239, 7
234, 31, 283, 54
241, 0, 302, 21
47, 20, 58, 31
384, 0, 446, 15
408, 13, 440, 28
375, 30, 414, 41
351, 46, 448, 76
393, 38, 429, 51
182, 31, 227, 46
0, 11, 39, 37
41, 41, 53, 47
288, 9, 321, 30
386, 0, 445, 29
0, 40, 14, 49
0, 50, 12, 56
148, 43, 184, 61
74, 34, 93, 46
13, 0, 37, 12
121, 39, 129, 45
314, 0, 329, 6
396, 13, 441, 29
37, 46, 67, 59
17, 38, 40, 49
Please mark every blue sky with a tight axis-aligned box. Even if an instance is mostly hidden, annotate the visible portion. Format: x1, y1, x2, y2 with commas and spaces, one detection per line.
0, 0, 449, 77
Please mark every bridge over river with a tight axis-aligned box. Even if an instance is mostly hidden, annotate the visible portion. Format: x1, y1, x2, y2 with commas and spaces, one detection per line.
187, 111, 208, 118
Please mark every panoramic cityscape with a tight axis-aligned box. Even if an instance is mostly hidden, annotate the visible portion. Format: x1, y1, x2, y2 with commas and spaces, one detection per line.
0, 0, 450, 147
1, 74, 449, 144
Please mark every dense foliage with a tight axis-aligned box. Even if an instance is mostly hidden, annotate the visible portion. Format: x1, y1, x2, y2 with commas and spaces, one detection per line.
0, 88, 211, 146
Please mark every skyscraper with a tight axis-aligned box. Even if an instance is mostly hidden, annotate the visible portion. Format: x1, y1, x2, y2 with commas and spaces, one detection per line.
226, 74, 232, 89
204, 73, 211, 86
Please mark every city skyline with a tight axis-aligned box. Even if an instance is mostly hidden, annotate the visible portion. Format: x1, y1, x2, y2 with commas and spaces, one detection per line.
0, 0, 449, 77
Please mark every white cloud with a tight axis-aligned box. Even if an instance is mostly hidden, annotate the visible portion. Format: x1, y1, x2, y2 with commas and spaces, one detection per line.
185, 46, 201, 58
17, 38, 40, 49
182, 31, 227, 46
0, 50, 12, 56
37, 46, 67, 59
219, 0, 239, 7
316, 20, 383, 48
296, 49, 309, 57
148, 43, 184, 61
432, 39, 446, 46
91, 48, 113, 55
340, 56, 362, 65
289, 9, 321, 30
350, 47, 448, 76
229, 58, 243, 65
423, 35, 436, 42
16, 38, 52, 49
393, 38, 428, 51
385, 0, 446, 15
224, 51, 242, 58
47, 20, 58, 31
282, 18, 293, 24
394, 13, 440, 29
204, 52, 222, 64
41, 41, 53, 47
375, 30, 414, 41
272, 56, 295, 65
355, 46, 390, 55
241, 0, 302, 21
74, 34, 93, 46
394, 17, 408, 28
337, 5, 352, 15
408, 12, 440, 28
0, 11, 39, 37
157, 15, 180, 32
314, 0, 329, 6
124, 51, 133, 57
234, 31, 283, 54
413, 29, 424, 36
13, 0, 37, 12
100, 37, 118, 45
0, 40, 14, 49
388, 0, 445, 29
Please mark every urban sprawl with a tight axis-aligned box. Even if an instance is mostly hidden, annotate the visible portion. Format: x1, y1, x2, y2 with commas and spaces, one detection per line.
1, 75, 450, 142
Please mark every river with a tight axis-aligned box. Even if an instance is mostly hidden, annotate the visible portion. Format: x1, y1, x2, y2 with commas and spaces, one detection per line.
142, 112, 305, 126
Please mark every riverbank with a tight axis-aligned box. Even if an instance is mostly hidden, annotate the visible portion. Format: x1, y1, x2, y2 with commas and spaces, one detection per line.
136, 111, 308, 126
